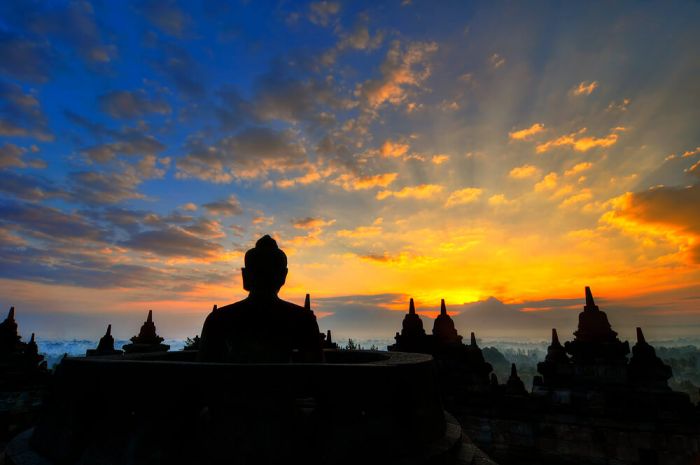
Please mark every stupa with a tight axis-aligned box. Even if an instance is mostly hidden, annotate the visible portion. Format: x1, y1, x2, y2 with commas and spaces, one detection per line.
390, 298, 430, 353
627, 327, 672, 390
432, 299, 462, 345
0, 307, 46, 372
563, 287, 629, 384
122, 310, 170, 353
504, 363, 527, 396
535, 328, 572, 387
0, 306, 21, 355
86, 324, 122, 356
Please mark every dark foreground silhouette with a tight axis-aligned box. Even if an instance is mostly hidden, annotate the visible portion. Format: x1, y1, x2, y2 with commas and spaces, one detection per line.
199, 235, 323, 362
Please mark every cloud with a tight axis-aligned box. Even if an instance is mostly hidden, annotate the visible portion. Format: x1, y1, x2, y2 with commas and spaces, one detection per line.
509, 123, 544, 141
559, 189, 592, 208
180, 202, 197, 212
81, 131, 165, 163
139, 0, 191, 37
183, 218, 225, 239
122, 226, 223, 259
332, 172, 398, 191
292, 217, 335, 230
338, 19, 383, 51
445, 187, 483, 207
27, 1, 116, 65
534, 172, 558, 192
688, 160, 700, 179
489, 53, 505, 68
98, 90, 171, 119
536, 128, 618, 153
508, 164, 539, 179
357, 40, 438, 108
488, 194, 514, 207
68, 156, 167, 205
564, 162, 593, 176
431, 154, 449, 165
377, 184, 443, 200
379, 140, 410, 158
276, 167, 324, 189
0, 143, 45, 169
607, 185, 700, 263
250, 67, 347, 124
0, 200, 105, 243
337, 220, 383, 238
202, 195, 243, 216
572, 80, 598, 96
0, 82, 52, 141
682, 147, 700, 158
154, 43, 204, 97
176, 127, 308, 182
0, 171, 65, 201
308, 1, 340, 27
0, 32, 53, 81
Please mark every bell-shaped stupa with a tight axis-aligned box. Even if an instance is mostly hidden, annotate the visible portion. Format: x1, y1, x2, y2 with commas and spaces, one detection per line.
122, 310, 170, 353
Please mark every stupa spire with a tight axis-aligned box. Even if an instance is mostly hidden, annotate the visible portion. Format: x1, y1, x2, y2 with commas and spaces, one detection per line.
7, 306, 15, 320
106, 324, 112, 336
440, 299, 447, 316
636, 327, 646, 344
552, 328, 560, 346
470, 332, 477, 346
409, 298, 415, 315
147, 310, 153, 323
326, 330, 333, 344
511, 363, 518, 377
30, 333, 35, 343
305, 294, 311, 311
212, 304, 218, 312
584, 286, 598, 311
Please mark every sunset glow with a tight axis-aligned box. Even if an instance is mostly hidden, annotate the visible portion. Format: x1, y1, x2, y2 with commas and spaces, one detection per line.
1, 1, 699, 341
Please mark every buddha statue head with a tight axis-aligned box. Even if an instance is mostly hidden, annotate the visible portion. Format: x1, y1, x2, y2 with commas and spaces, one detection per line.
242, 235, 288, 295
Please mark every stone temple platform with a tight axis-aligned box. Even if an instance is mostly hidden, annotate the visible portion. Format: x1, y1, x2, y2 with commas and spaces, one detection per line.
5, 350, 495, 465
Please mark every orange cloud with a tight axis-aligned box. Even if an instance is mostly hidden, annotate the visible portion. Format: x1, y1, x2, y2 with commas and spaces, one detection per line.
277, 169, 323, 188
377, 184, 443, 200
564, 162, 593, 176
572, 80, 598, 96
333, 172, 398, 190
380, 140, 409, 158
358, 41, 438, 108
559, 189, 592, 208
536, 128, 618, 153
292, 217, 336, 230
509, 164, 539, 179
337, 223, 383, 238
605, 185, 700, 263
431, 154, 449, 164
509, 123, 544, 141
445, 187, 483, 206
488, 194, 513, 206
534, 172, 558, 192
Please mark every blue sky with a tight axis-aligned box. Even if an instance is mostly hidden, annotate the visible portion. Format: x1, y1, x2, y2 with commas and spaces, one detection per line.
1, 0, 700, 342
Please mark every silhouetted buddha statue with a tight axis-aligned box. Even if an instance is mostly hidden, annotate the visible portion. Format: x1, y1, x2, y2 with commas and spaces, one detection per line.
628, 327, 672, 390
122, 310, 170, 353
432, 299, 462, 345
199, 235, 323, 363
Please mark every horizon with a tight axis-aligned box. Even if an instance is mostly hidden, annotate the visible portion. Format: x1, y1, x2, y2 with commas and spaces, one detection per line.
1, 0, 699, 341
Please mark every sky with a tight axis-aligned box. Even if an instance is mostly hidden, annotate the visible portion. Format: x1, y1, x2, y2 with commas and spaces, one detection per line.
1, 0, 700, 343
